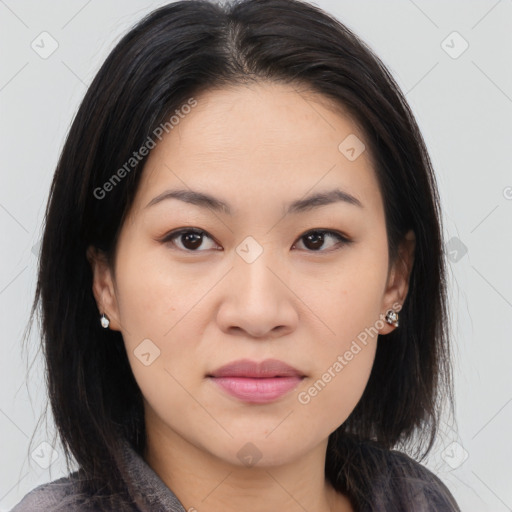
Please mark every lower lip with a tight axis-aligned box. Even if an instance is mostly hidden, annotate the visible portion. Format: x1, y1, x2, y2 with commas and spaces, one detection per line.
210, 376, 303, 403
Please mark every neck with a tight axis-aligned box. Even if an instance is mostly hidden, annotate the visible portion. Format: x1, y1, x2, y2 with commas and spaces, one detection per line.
143, 421, 353, 512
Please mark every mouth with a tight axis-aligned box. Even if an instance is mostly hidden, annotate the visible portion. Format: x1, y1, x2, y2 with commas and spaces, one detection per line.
207, 358, 306, 404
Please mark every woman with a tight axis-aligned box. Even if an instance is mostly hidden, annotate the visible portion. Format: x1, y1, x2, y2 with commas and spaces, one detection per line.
13, 0, 460, 510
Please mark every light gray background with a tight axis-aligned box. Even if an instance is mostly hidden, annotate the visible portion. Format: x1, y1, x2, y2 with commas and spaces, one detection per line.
1, 1, 511, 510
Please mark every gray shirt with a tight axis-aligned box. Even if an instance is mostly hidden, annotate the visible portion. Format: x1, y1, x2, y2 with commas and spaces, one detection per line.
10, 438, 186, 512
10, 437, 460, 511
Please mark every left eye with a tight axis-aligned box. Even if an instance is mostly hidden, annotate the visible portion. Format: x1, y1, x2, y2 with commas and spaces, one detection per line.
162, 228, 349, 253
293, 230, 349, 252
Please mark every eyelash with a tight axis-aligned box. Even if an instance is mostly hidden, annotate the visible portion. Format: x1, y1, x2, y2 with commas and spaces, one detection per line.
161, 228, 352, 254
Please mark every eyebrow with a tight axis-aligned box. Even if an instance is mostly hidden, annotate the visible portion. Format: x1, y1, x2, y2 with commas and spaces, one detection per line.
144, 187, 363, 215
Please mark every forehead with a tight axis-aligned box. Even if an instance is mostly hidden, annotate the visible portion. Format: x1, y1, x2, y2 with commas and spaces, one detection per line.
132, 81, 381, 216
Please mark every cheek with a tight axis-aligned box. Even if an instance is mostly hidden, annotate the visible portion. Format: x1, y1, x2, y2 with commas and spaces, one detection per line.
295, 238, 387, 426
113, 241, 202, 342
112, 242, 209, 407
307, 242, 389, 343
297, 324, 378, 440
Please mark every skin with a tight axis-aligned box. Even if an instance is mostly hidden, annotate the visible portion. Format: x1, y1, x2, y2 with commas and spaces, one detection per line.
87, 81, 415, 512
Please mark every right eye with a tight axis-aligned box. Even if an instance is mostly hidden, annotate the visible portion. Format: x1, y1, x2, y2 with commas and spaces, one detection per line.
161, 228, 221, 252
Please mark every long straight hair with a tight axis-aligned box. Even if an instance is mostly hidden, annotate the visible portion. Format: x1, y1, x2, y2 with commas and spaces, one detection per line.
26, 0, 455, 509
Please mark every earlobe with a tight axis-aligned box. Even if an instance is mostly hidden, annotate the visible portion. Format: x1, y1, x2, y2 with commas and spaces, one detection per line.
86, 245, 121, 331
379, 230, 415, 334
384, 309, 399, 327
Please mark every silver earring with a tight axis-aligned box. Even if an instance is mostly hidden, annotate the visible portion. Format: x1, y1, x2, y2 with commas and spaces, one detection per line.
384, 309, 399, 327
100, 313, 110, 329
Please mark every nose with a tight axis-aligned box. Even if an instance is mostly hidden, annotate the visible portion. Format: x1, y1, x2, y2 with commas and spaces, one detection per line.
216, 251, 299, 340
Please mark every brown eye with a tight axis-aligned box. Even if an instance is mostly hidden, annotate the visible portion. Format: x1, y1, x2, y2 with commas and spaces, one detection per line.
294, 230, 349, 252
179, 231, 203, 250
163, 229, 219, 252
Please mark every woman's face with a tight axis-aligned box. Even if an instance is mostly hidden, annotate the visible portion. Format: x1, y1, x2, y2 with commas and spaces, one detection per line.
89, 81, 413, 467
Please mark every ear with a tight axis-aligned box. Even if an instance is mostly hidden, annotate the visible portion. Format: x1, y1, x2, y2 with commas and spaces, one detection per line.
378, 230, 415, 335
86, 245, 122, 331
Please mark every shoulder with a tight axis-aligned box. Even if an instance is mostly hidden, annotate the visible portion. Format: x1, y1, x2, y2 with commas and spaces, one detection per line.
331, 439, 460, 511
9, 472, 119, 512
372, 447, 460, 511
10, 473, 81, 512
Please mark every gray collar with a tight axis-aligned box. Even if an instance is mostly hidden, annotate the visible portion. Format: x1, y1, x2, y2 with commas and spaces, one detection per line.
116, 438, 187, 512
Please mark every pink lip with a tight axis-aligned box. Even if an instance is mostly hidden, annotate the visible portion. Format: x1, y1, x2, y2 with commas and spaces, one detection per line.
208, 359, 305, 404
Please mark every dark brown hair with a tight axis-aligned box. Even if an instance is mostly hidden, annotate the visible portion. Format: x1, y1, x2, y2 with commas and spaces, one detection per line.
25, 0, 456, 509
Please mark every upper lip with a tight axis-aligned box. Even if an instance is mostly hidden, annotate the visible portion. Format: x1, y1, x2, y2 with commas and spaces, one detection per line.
208, 359, 305, 378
